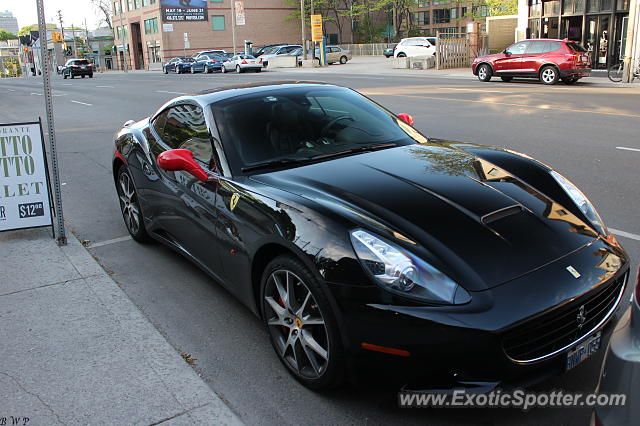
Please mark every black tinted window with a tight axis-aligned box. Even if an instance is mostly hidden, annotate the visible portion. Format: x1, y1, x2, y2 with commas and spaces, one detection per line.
157, 105, 212, 163
526, 41, 547, 54
567, 42, 587, 52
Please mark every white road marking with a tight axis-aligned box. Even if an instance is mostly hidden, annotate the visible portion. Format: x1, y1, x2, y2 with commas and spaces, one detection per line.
7, 88, 15, 91
340, 76, 385, 80
89, 235, 133, 248
96, 85, 114, 88
616, 146, 640, 152
156, 90, 187, 95
610, 228, 640, 242
62, 83, 72, 85
70, 100, 92, 106
53, 93, 67, 97
30, 92, 43, 96
440, 87, 515, 94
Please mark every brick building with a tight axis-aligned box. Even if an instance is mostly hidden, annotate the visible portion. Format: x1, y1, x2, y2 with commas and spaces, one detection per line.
111, 0, 300, 70
410, 1, 490, 37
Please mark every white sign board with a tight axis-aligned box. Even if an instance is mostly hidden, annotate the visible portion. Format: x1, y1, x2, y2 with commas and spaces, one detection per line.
183, 32, 189, 42
235, 1, 246, 26
163, 23, 174, 32
0, 122, 53, 232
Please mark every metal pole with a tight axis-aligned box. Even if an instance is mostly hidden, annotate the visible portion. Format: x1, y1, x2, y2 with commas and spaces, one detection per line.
231, 0, 237, 55
36, 0, 66, 246
301, 0, 307, 60
311, 0, 315, 56
72, 23, 78, 57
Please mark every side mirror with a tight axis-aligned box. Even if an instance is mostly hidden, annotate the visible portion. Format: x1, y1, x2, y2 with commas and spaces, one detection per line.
503, 50, 510, 55
157, 149, 209, 182
397, 113, 414, 126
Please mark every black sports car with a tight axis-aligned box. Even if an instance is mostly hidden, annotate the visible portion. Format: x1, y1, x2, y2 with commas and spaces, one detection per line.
112, 82, 629, 391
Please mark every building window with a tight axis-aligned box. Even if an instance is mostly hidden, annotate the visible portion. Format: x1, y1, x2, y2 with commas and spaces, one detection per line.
211, 15, 225, 30
411, 11, 430, 25
143, 0, 149, 6
144, 17, 158, 34
473, 5, 490, 17
433, 9, 451, 24
127, 0, 133, 11
417, 1, 430, 6
450, 7, 458, 19
135, 0, 140, 9
432, 0, 450, 5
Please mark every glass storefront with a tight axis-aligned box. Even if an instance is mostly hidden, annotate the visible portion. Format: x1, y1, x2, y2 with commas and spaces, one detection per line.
527, 0, 629, 68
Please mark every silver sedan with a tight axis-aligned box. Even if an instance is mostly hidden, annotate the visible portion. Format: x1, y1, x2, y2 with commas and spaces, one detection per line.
221, 54, 263, 73
593, 268, 640, 426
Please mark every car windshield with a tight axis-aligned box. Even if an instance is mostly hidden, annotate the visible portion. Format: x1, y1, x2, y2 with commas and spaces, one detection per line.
179, 57, 195, 62
567, 42, 587, 52
211, 86, 427, 173
75, 60, 89, 65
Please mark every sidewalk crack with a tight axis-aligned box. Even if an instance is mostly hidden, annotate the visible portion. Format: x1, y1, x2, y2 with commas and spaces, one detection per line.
148, 402, 209, 425
0, 371, 67, 425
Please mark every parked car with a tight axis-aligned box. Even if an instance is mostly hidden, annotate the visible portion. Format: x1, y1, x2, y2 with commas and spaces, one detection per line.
593, 267, 639, 426
383, 44, 396, 58
190, 54, 225, 73
112, 81, 629, 391
193, 50, 226, 57
253, 44, 287, 57
221, 54, 262, 73
61, 59, 93, 79
260, 45, 302, 67
472, 39, 591, 85
394, 37, 436, 58
323, 46, 352, 64
163, 57, 195, 74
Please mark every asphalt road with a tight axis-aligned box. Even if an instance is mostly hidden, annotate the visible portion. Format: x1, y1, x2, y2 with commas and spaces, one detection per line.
1, 64, 639, 425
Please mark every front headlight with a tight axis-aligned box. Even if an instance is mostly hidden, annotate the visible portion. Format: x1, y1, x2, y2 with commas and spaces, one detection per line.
350, 229, 470, 304
550, 171, 607, 235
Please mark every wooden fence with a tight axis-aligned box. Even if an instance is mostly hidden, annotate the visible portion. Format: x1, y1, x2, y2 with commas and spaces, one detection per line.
337, 43, 395, 56
435, 33, 470, 70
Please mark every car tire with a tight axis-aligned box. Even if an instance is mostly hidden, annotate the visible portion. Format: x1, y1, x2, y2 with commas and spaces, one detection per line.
175, 67, 180, 74
540, 65, 559, 85
63, 74, 67, 79
191, 66, 196, 74
501, 76, 513, 82
339, 56, 347, 64
70, 74, 74, 79
89, 74, 93, 78
260, 255, 345, 390
255, 68, 261, 73
221, 65, 227, 73
236, 65, 242, 74
396, 52, 406, 58
116, 165, 150, 243
163, 67, 168, 74
477, 64, 492, 82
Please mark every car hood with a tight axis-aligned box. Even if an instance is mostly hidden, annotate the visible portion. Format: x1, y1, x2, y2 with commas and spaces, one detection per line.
475, 53, 504, 62
251, 144, 599, 289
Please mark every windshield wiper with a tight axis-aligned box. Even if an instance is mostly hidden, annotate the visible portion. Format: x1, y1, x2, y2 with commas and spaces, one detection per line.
310, 143, 397, 160
241, 157, 312, 172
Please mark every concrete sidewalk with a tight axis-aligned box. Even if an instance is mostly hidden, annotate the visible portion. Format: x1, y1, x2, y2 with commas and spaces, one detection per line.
0, 227, 242, 426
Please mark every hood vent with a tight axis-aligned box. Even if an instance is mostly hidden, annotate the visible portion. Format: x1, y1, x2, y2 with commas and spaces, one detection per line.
481, 205, 523, 225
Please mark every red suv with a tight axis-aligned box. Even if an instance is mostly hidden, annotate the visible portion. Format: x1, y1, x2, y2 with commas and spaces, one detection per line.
472, 39, 591, 85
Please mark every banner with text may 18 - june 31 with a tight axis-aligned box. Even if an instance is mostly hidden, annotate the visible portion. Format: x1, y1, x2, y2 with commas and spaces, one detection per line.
0, 122, 53, 232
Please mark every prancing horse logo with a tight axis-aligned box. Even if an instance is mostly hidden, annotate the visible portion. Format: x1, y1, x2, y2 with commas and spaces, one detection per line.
576, 305, 587, 330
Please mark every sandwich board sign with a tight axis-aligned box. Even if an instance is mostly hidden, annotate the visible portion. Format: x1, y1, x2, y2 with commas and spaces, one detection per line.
0, 120, 54, 233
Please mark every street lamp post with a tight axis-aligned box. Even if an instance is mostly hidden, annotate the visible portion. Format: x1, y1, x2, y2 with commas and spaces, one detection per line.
300, 0, 307, 60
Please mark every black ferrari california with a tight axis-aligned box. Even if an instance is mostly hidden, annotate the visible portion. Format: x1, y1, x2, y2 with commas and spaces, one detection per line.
112, 82, 629, 390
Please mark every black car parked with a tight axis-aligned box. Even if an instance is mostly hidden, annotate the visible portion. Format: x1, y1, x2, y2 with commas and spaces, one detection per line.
163, 57, 195, 74
62, 59, 93, 79
112, 82, 629, 391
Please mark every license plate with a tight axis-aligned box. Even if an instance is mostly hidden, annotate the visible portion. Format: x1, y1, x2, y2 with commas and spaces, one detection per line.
566, 331, 601, 371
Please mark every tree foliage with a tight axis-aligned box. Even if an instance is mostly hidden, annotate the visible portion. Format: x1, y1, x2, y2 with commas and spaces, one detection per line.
0, 30, 18, 41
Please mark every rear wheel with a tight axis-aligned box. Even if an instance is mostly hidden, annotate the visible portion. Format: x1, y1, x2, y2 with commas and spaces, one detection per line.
477, 64, 492, 82
396, 52, 406, 58
221, 65, 227, 73
191, 66, 196, 74
236, 65, 242, 74
89, 74, 93, 78
63, 74, 67, 79
260, 255, 344, 390
163, 67, 168, 74
339, 56, 347, 64
607, 63, 624, 82
540, 65, 559, 85
116, 166, 150, 243
501, 76, 513, 82
175, 67, 180, 74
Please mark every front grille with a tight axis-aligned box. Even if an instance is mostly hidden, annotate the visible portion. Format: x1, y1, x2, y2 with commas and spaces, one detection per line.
503, 273, 627, 362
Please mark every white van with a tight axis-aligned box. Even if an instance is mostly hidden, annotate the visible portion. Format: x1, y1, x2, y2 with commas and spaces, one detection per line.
394, 37, 436, 58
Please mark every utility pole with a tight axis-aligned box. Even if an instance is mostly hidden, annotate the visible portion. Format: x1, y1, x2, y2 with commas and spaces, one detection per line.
301, 0, 307, 60
310, 0, 315, 57
71, 22, 78, 57
36, 0, 66, 246
231, 0, 237, 55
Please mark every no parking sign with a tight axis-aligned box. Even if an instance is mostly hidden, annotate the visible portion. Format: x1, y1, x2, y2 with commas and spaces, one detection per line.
0, 120, 54, 232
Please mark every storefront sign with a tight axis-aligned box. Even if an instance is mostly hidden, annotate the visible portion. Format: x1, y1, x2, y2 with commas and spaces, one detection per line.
235, 1, 246, 26
0, 121, 53, 232
311, 14, 323, 42
160, 0, 208, 22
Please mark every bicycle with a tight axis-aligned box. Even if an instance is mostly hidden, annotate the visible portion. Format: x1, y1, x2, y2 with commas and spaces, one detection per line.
608, 58, 640, 82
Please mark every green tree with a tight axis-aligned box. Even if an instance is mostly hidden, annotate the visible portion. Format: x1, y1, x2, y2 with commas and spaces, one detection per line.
0, 30, 18, 41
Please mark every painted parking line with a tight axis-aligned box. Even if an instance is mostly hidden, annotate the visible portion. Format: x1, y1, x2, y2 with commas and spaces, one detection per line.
156, 90, 188, 95
616, 146, 640, 152
70, 100, 92, 106
610, 228, 640, 242
30, 92, 43, 96
96, 85, 115, 88
7, 88, 15, 92
89, 235, 132, 248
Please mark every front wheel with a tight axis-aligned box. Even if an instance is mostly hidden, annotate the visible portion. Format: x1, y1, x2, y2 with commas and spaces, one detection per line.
339, 56, 347, 64
608, 63, 624, 83
236, 65, 242, 74
396, 52, 406, 58
221, 65, 227, 73
175, 67, 180, 74
89, 74, 93, 78
163, 67, 168, 74
191, 66, 196, 74
261, 255, 344, 390
63, 74, 67, 79
477, 64, 492, 82
116, 166, 150, 243
540, 65, 559, 85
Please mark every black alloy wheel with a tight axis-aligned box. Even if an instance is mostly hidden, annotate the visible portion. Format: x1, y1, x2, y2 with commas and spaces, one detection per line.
116, 166, 150, 243
261, 255, 344, 390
